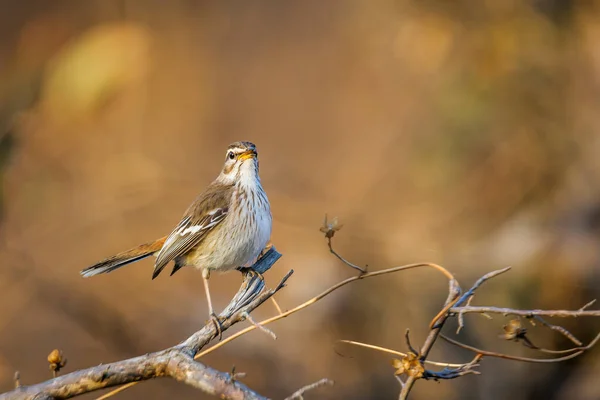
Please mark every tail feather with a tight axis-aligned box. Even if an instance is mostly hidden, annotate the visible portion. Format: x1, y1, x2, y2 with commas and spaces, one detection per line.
81, 237, 166, 278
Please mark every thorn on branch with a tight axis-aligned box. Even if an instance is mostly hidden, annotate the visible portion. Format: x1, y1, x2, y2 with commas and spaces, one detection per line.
47, 349, 67, 378
284, 378, 334, 400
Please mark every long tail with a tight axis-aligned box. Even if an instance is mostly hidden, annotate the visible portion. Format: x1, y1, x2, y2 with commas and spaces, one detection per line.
81, 237, 167, 277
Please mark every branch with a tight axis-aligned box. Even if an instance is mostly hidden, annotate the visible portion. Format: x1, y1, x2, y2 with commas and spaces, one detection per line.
399, 276, 462, 400
449, 305, 600, 318
0, 247, 285, 400
196, 261, 456, 359
97, 241, 454, 399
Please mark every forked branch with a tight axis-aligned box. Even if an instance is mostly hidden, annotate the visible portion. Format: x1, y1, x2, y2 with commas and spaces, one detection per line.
1, 247, 287, 400
3, 216, 599, 400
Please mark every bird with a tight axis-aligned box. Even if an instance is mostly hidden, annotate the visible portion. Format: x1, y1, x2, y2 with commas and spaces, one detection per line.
81, 141, 272, 332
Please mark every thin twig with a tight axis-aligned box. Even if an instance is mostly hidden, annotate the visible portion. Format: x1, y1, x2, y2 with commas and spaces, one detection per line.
327, 237, 366, 274
271, 297, 283, 315
579, 299, 597, 311
95, 383, 135, 400
320, 214, 365, 274
457, 296, 474, 334
440, 332, 600, 363
452, 267, 512, 310
241, 311, 277, 340
422, 354, 482, 380
449, 306, 600, 318
530, 316, 582, 346
284, 378, 334, 400
399, 278, 462, 399
338, 340, 470, 368
404, 329, 419, 355
197, 261, 456, 359
396, 375, 406, 390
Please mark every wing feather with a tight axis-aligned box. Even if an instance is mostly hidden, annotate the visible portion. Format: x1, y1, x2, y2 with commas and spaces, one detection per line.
152, 207, 228, 278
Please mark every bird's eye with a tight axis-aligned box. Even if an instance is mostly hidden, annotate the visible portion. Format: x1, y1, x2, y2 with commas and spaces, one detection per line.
227, 151, 235, 160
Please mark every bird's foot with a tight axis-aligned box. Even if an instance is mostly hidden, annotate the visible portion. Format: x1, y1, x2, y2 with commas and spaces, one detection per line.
208, 312, 224, 340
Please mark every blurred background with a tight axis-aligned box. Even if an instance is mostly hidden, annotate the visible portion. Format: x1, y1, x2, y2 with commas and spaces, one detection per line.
1, 1, 600, 399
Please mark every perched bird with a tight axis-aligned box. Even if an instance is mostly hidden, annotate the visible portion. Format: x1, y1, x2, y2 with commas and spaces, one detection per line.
81, 141, 272, 330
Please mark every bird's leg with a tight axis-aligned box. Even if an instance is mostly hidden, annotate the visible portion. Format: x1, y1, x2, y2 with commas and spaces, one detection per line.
202, 269, 223, 340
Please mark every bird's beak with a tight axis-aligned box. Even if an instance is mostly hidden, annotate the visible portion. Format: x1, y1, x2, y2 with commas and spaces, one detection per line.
238, 150, 257, 161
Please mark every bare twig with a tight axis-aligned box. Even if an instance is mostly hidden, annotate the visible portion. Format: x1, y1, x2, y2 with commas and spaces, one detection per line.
422, 354, 482, 380
530, 316, 582, 346
241, 311, 277, 340
94, 235, 454, 400
338, 340, 469, 368
454, 268, 511, 314
271, 297, 284, 314
399, 278, 462, 400
6, 217, 598, 400
404, 329, 419, 355
95, 384, 134, 400
0, 247, 284, 400
284, 378, 334, 400
197, 260, 456, 359
320, 214, 366, 274
579, 299, 597, 311
396, 375, 406, 390
440, 331, 600, 363
449, 305, 600, 318
326, 236, 367, 274
456, 295, 474, 334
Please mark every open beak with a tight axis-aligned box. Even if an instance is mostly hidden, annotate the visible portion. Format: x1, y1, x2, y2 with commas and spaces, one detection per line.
238, 150, 257, 161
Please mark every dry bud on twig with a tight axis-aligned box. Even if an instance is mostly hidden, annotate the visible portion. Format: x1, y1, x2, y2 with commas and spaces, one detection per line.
319, 214, 343, 239
320, 214, 366, 274
392, 353, 424, 379
47, 349, 67, 377
500, 319, 527, 341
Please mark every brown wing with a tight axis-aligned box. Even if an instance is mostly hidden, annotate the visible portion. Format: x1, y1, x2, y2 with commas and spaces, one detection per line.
152, 184, 232, 279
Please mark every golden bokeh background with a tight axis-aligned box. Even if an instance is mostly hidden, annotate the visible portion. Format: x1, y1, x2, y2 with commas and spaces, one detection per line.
1, 1, 600, 399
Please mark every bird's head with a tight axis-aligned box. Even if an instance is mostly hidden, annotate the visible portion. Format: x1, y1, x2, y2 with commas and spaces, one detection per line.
217, 141, 260, 185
